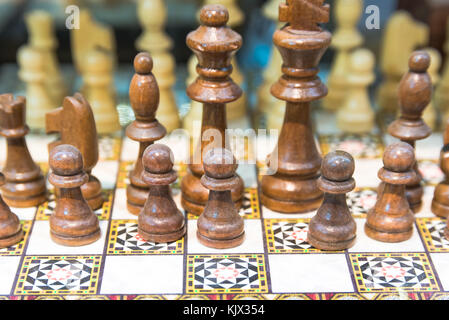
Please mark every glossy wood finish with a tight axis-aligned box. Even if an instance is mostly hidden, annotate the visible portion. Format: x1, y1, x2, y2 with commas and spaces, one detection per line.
365, 142, 416, 242
307, 151, 356, 250
388, 51, 432, 213
48, 144, 100, 246
0, 172, 23, 248
181, 4, 244, 216
260, 0, 331, 213
126, 52, 167, 215
0, 94, 47, 207
197, 148, 244, 249
432, 121, 449, 218
138, 144, 186, 243
46, 93, 103, 210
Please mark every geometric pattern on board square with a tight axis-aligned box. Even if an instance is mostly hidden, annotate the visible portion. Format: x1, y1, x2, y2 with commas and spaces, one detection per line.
346, 188, 377, 216
416, 218, 449, 253
186, 254, 268, 294
350, 253, 440, 292
35, 191, 113, 221
107, 220, 184, 255
319, 133, 384, 159
14, 256, 102, 295
264, 219, 341, 253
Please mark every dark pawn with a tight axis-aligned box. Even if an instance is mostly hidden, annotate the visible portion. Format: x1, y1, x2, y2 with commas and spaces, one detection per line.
48, 144, 100, 246
388, 51, 432, 213
365, 142, 416, 242
307, 151, 356, 250
0, 172, 23, 248
0, 94, 47, 207
197, 148, 244, 249
138, 144, 186, 243
431, 122, 449, 218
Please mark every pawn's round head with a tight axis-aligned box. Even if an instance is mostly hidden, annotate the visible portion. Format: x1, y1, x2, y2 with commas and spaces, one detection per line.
383, 142, 415, 172
134, 52, 153, 75
203, 148, 237, 179
409, 51, 430, 73
200, 4, 229, 27
49, 144, 84, 176
321, 150, 355, 182
142, 144, 174, 174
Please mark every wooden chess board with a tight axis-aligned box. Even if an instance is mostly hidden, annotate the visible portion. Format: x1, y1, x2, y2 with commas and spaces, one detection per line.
0, 105, 448, 301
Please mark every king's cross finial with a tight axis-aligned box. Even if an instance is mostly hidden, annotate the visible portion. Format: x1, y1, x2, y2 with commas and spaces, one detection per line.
279, 0, 330, 31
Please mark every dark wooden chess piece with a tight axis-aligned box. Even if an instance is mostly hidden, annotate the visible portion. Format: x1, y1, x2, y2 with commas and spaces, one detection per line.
138, 144, 186, 242
197, 148, 244, 249
127, 52, 166, 215
260, 0, 331, 213
0, 94, 47, 207
432, 121, 449, 218
181, 4, 244, 216
307, 150, 356, 250
0, 172, 23, 248
46, 93, 103, 210
48, 144, 100, 246
388, 51, 432, 213
365, 142, 416, 242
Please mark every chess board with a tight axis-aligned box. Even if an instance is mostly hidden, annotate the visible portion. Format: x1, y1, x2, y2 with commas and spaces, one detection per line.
1, 62, 449, 301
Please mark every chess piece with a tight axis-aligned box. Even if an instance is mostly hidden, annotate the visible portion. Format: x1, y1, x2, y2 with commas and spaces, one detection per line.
421, 47, 441, 131
365, 142, 416, 242
377, 12, 429, 116
307, 150, 356, 250
46, 93, 103, 210
435, 18, 449, 126
203, 0, 244, 27
258, 0, 283, 126
48, 144, 101, 246
202, 0, 247, 121
197, 148, 245, 248
138, 144, 186, 242
25, 10, 67, 108
70, 8, 116, 76
83, 48, 121, 134
136, 0, 180, 132
322, 0, 363, 112
182, 55, 203, 139
0, 94, 47, 207
127, 52, 166, 215
431, 120, 449, 218
337, 48, 375, 133
181, 5, 244, 216
260, 0, 331, 213
388, 51, 432, 212
0, 172, 23, 248
17, 45, 56, 131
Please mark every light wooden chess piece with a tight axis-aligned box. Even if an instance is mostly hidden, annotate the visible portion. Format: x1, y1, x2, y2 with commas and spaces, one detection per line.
322, 0, 363, 112
435, 19, 449, 127
83, 48, 121, 134
17, 45, 56, 131
136, 0, 180, 132
422, 48, 441, 131
377, 11, 429, 116
337, 48, 375, 133
25, 10, 67, 108
70, 8, 116, 76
